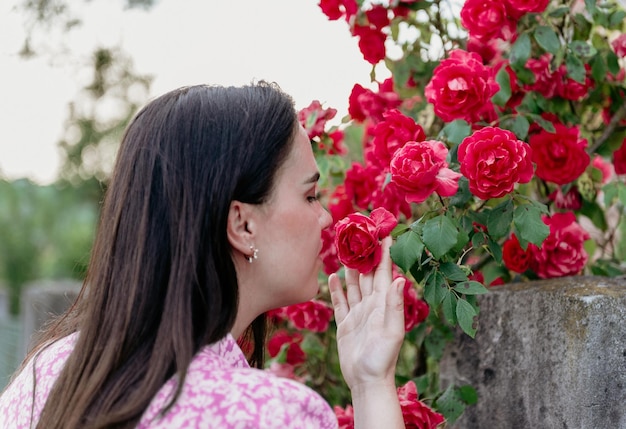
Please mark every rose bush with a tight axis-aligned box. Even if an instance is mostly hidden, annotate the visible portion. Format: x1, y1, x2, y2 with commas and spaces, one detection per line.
265, 0, 626, 425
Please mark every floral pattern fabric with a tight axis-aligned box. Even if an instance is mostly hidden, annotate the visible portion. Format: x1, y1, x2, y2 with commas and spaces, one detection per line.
0, 333, 338, 428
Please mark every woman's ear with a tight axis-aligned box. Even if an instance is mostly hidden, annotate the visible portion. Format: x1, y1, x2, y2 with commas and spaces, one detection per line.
227, 200, 256, 256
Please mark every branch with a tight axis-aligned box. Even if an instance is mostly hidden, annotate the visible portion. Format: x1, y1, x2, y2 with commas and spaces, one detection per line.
588, 99, 626, 154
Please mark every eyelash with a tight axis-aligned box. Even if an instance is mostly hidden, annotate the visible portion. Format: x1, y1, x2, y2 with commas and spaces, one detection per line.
307, 192, 321, 203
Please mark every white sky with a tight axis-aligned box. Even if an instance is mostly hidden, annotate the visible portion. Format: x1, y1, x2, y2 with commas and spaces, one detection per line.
0, 0, 388, 184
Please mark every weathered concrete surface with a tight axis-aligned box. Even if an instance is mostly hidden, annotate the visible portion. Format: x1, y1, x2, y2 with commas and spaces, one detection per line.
21, 280, 81, 356
440, 276, 626, 429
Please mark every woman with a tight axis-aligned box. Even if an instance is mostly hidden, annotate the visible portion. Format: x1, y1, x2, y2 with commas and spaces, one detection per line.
0, 82, 406, 428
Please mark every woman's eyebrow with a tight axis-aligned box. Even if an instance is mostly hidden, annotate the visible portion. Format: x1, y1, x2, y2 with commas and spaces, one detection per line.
302, 172, 321, 185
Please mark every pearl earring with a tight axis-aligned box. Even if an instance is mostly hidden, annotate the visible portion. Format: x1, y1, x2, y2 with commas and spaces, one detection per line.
246, 246, 259, 263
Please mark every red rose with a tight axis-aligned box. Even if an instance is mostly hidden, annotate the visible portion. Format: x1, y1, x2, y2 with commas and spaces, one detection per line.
344, 162, 380, 210
556, 64, 593, 101
348, 79, 401, 123
458, 127, 534, 200
460, 0, 516, 41
612, 33, 626, 58
502, 233, 532, 274
530, 123, 590, 185
613, 138, 626, 175
370, 179, 413, 220
403, 281, 429, 332
328, 185, 355, 224
528, 212, 590, 279
267, 330, 306, 365
353, 25, 387, 65
369, 109, 427, 169
591, 155, 613, 183
320, 228, 341, 275
504, 0, 550, 18
334, 207, 397, 273
397, 381, 445, 429
390, 140, 462, 203
319, 0, 358, 21
549, 187, 583, 211
424, 49, 499, 123
283, 299, 334, 333
297, 100, 337, 140
524, 54, 559, 99
365, 5, 390, 30
334, 405, 355, 429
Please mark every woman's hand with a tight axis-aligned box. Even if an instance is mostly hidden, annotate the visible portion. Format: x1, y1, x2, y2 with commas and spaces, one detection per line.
329, 236, 406, 429
328, 236, 405, 390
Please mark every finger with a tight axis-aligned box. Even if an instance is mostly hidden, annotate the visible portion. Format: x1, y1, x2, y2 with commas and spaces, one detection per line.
345, 267, 362, 308
329, 273, 349, 324
359, 272, 374, 296
384, 277, 406, 336
373, 236, 394, 293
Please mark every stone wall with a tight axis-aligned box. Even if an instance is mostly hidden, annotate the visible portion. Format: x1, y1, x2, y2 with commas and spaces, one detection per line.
440, 276, 626, 429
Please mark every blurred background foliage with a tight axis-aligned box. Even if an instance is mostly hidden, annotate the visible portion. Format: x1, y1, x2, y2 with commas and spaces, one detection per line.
1, 0, 156, 315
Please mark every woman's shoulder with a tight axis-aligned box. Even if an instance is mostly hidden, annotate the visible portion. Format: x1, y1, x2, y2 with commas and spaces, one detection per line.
140, 336, 338, 429
0, 333, 77, 429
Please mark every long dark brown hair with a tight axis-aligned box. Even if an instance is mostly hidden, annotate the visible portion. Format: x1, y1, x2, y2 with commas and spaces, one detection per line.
28, 82, 298, 428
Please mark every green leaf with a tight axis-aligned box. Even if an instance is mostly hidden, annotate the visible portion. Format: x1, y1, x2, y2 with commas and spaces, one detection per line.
510, 33, 531, 68
456, 298, 478, 338
533, 26, 561, 54
440, 261, 469, 282
528, 114, 556, 133
449, 177, 472, 207
487, 199, 514, 239
424, 324, 449, 360
549, 6, 570, 17
579, 201, 608, 231
610, 10, 626, 28
603, 182, 619, 206
390, 230, 425, 272
300, 333, 325, 360
607, 51, 620, 75
434, 384, 467, 425
506, 115, 530, 140
565, 53, 587, 83
458, 385, 478, 405
569, 41, 597, 59
424, 271, 447, 307
487, 237, 503, 263
442, 291, 458, 325
513, 205, 550, 248
591, 54, 607, 82
453, 280, 489, 295
443, 120, 471, 145
492, 67, 512, 107
422, 215, 459, 259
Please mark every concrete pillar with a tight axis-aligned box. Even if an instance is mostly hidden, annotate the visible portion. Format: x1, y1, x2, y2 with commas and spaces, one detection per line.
440, 276, 626, 429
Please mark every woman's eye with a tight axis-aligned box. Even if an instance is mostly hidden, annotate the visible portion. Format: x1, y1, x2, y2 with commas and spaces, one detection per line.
307, 195, 318, 203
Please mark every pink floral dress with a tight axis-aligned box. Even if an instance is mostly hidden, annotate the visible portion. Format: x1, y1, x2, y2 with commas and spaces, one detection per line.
0, 333, 338, 428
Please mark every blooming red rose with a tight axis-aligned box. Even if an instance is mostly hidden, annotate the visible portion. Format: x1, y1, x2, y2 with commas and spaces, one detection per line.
504, 0, 550, 18
391, 140, 462, 203
502, 233, 532, 274
524, 54, 559, 99
530, 123, 590, 185
328, 184, 355, 224
557, 64, 594, 101
527, 212, 590, 279
267, 330, 306, 365
334, 207, 397, 273
403, 281, 429, 332
334, 405, 355, 429
298, 100, 337, 140
397, 381, 445, 429
549, 187, 583, 210
458, 127, 534, 200
612, 33, 626, 58
321, 228, 341, 275
424, 49, 500, 123
327, 129, 347, 155
370, 179, 413, 220
344, 162, 380, 210
460, 0, 516, 41
613, 138, 626, 175
369, 109, 427, 169
283, 299, 334, 333
319, 0, 358, 21
353, 24, 387, 64
348, 78, 401, 123
365, 4, 390, 30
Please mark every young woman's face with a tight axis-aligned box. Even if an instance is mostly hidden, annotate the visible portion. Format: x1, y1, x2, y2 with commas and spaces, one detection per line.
253, 125, 333, 308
